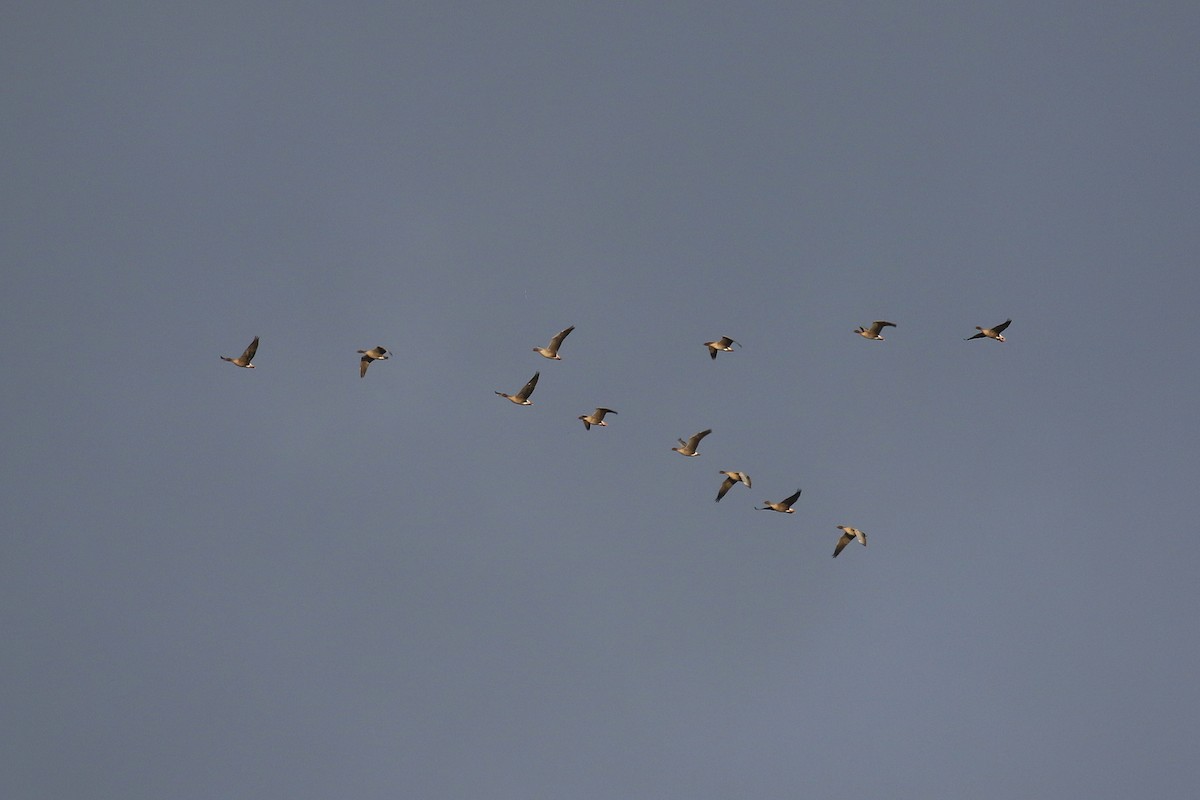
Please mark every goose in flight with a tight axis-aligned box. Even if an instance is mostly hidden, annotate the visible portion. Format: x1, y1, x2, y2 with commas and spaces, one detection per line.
833, 525, 868, 558
533, 325, 575, 360
220, 336, 259, 368
495, 371, 540, 405
854, 321, 896, 340
965, 319, 1011, 342
715, 471, 751, 502
672, 428, 712, 457
704, 336, 740, 360
357, 346, 391, 378
757, 489, 802, 513
578, 407, 617, 430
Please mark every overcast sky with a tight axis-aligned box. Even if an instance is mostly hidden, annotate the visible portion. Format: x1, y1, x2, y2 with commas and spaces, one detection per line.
3, 2, 1199, 798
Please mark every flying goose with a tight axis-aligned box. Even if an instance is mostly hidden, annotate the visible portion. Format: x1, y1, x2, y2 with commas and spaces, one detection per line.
757, 489, 802, 513
672, 428, 712, 457
833, 525, 868, 558
578, 407, 617, 430
965, 319, 1011, 342
533, 325, 575, 360
495, 371, 540, 405
704, 336, 740, 360
357, 346, 391, 378
220, 336, 259, 368
715, 471, 751, 502
854, 321, 897, 340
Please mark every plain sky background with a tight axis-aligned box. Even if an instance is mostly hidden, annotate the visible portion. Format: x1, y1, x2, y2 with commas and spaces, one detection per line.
3, 2, 1199, 798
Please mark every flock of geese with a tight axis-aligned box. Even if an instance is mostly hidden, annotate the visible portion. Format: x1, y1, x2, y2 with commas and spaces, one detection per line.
220, 317, 1012, 558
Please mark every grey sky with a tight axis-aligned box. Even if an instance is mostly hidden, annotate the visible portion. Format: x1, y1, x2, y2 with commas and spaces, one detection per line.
3, 3, 1199, 798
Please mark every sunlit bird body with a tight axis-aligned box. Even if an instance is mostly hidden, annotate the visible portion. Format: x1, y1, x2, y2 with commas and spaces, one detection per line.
220, 336, 259, 368
704, 336, 740, 360
672, 428, 712, 457
533, 325, 575, 360
833, 525, 868, 558
357, 346, 391, 378
854, 320, 896, 340
578, 407, 617, 430
495, 371, 540, 405
757, 489, 802, 513
965, 319, 1012, 342
715, 471, 751, 502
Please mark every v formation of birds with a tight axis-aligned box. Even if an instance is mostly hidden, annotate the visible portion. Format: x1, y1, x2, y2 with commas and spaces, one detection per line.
221, 318, 1011, 558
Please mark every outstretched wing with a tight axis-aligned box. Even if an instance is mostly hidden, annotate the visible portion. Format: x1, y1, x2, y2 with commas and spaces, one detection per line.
715, 475, 736, 502
360, 356, 371, 378
833, 530, 853, 558
689, 429, 713, 448
993, 319, 1012, 334
549, 325, 575, 351
965, 330, 986, 340
869, 321, 896, 336
240, 336, 259, 363
517, 371, 540, 400
782, 488, 802, 507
